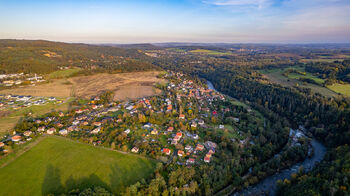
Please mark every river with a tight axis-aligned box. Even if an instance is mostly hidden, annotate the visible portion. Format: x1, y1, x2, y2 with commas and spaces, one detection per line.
206, 80, 327, 196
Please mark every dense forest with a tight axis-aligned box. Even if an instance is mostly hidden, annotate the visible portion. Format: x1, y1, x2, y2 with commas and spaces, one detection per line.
0, 40, 157, 74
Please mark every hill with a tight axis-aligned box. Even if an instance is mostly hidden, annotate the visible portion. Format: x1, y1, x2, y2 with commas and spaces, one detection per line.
0, 39, 157, 74
0, 136, 157, 195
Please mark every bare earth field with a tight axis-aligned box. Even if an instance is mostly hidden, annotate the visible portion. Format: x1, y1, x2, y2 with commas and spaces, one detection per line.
0, 71, 166, 100
69, 71, 166, 100
0, 79, 73, 97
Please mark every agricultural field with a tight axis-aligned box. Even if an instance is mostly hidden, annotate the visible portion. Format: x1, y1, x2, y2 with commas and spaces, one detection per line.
0, 71, 166, 101
259, 67, 336, 97
189, 49, 230, 55
327, 83, 350, 97
0, 79, 74, 97
69, 71, 167, 100
0, 136, 157, 196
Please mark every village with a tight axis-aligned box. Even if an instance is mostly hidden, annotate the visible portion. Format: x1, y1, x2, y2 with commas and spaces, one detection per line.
0, 94, 63, 112
0, 72, 46, 87
0, 71, 253, 166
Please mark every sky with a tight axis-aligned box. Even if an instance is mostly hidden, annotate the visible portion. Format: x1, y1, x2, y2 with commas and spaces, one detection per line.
0, 0, 349, 43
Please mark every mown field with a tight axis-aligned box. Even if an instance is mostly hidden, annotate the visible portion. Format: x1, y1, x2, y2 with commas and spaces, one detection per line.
0, 136, 156, 195
327, 83, 350, 97
259, 67, 336, 97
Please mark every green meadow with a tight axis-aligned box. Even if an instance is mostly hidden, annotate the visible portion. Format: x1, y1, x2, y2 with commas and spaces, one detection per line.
0, 136, 156, 195
327, 83, 350, 97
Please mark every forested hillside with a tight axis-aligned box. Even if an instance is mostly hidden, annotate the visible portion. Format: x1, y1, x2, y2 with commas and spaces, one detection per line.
0, 40, 157, 74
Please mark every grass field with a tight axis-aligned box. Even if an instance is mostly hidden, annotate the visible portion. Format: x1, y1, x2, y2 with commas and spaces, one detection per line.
0, 136, 156, 195
0, 98, 74, 134
189, 49, 230, 55
327, 83, 350, 97
259, 67, 336, 97
46, 68, 81, 80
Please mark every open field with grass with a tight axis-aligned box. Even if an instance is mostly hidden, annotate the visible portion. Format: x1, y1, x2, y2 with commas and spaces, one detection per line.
69, 71, 167, 100
189, 49, 230, 55
259, 67, 336, 97
0, 136, 157, 195
327, 83, 350, 97
0, 98, 73, 134
46, 68, 81, 80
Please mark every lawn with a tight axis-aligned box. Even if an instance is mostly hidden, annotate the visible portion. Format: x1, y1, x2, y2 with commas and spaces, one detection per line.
0, 136, 156, 195
327, 83, 350, 97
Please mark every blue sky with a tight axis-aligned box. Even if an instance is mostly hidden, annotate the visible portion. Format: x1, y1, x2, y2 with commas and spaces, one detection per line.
0, 0, 349, 43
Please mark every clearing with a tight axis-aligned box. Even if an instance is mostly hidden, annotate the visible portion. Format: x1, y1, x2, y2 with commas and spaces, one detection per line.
259, 67, 336, 97
0, 136, 156, 195
327, 83, 350, 97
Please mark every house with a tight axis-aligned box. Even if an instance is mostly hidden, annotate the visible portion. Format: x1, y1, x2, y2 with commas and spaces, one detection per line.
233, 117, 240, 123
47, 128, 56, 134
219, 125, 224, 129
171, 140, 178, 145
192, 134, 199, 140
37, 126, 45, 132
205, 141, 217, 149
93, 122, 102, 127
72, 120, 80, 126
91, 127, 101, 134
187, 158, 195, 164
204, 156, 211, 163
131, 147, 139, 153
56, 123, 64, 128
143, 123, 152, 129
11, 135, 22, 142
151, 129, 158, 135
59, 129, 68, 135
124, 129, 131, 134
75, 109, 84, 114
176, 132, 183, 138
0, 142, 4, 147
191, 123, 197, 128
163, 148, 171, 155
195, 144, 205, 151
179, 114, 185, 119
198, 120, 205, 126
167, 127, 174, 132
177, 150, 184, 157
185, 145, 192, 151
23, 131, 32, 137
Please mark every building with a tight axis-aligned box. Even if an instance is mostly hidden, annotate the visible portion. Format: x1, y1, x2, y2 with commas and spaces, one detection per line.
47, 128, 56, 135
163, 148, 171, 155
11, 135, 22, 142
131, 147, 139, 153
